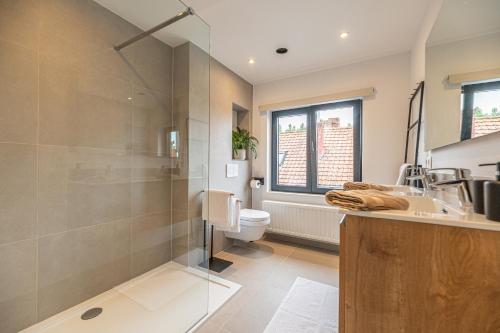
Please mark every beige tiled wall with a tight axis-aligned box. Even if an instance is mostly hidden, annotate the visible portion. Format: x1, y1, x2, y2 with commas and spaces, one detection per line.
171, 46, 254, 259
0, 0, 176, 331
171, 43, 210, 267
210, 59, 254, 254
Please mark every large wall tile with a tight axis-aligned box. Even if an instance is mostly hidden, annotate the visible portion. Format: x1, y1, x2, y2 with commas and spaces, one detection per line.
38, 0, 137, 62
0, 143, 36, 244
131, 212, 172, 277
131, 153, 172, 182
128, 35, 173, 94
188, 43, 210, 124
38, 145, 131, 236
132, 180, 171, 217
131, 89, 172, 155
173, 43, 189, 99
172, 178, 188, 212
188, 216, 207, 267
38, 55, 133, 150
0, 0, 40, 50
0, 240, 37, 333
189, 137, 209, 179
0, 39, 37, 143
37, 219, 131, 321
172, 209, 189, 266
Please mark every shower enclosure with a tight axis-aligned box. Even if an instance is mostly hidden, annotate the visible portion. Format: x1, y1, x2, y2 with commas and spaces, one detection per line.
0, 0, 210, 332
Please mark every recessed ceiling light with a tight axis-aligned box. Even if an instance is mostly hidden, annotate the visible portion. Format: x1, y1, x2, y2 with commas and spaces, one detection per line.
276, 48, 288, 54
340, 32, 349, 39
248, 58, 255, 64
127, 97, 133, 100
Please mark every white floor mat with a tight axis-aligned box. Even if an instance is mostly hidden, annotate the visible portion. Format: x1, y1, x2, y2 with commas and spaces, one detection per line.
264, 277, 339, 333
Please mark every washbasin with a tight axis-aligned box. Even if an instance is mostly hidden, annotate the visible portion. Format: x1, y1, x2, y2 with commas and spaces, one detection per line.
391, 195, 466, 218
388, 185, 423, 196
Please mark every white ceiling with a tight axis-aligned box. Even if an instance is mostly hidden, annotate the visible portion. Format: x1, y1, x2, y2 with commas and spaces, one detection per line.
428, 0, 500, 46
97, 0, 433, 84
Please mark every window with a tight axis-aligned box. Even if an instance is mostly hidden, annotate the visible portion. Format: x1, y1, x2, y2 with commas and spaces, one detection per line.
271, 99, 362, 194
461, 80, 500, 141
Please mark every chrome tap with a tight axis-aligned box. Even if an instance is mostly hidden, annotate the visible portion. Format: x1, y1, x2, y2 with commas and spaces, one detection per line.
425, 168, 471, 183
406, 173, 430, 189
405, 167, 472, 190
429, 178, 473, 210
403, 165, 429, 188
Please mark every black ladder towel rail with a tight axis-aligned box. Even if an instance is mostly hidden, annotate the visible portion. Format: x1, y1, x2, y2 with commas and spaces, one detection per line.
404, 81, 425, 165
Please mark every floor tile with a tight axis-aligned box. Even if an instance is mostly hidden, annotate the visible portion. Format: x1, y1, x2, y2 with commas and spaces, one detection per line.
196, 237, 339, 333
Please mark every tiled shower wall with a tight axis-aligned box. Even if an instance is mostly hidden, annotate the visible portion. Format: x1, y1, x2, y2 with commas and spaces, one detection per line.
0, 1, 179, 331
172, 42, 210, 267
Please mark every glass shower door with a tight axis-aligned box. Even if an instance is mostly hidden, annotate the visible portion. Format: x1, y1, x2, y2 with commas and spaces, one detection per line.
165, 2, 211, 331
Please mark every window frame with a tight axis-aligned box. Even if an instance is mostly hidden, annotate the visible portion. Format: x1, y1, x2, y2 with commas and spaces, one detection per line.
271, 99, 362, 194
461, 80, 500, 141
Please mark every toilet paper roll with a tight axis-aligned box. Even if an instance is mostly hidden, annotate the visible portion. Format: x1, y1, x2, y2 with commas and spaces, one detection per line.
250, 179, 261, 189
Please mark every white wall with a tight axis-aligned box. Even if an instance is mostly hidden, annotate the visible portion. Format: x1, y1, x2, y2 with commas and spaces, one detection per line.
252, 53, 411, 208
412, 0, 500, 178
410, 0, 443, 86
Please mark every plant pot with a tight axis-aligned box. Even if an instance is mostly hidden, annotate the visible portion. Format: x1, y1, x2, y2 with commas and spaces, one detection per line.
234, 149, 246, 160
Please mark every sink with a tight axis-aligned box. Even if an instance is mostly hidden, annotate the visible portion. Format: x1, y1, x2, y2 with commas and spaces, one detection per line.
392, 195, 466, 218
388, 185, 423, 196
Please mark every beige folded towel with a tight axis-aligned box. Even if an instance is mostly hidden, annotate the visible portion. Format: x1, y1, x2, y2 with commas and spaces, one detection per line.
325, 189, 409, 211
343, 182, 392, 191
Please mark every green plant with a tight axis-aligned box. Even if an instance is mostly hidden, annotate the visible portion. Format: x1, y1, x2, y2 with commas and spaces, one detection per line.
232, 127, 259, 159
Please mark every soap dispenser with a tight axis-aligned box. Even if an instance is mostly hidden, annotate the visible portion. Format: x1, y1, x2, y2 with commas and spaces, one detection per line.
481, 162, 500, 222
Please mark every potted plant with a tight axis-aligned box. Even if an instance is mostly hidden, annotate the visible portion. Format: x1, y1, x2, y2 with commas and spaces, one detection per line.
232, 127, 258, 160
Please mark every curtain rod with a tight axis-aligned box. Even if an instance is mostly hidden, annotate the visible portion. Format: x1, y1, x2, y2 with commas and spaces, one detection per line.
114, 7, 194, 51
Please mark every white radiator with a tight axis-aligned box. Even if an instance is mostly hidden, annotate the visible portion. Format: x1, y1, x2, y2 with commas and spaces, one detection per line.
262, 200, 342, 244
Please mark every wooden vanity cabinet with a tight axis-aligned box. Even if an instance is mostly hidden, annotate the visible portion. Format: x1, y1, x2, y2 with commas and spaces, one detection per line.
339, 215, 500, 333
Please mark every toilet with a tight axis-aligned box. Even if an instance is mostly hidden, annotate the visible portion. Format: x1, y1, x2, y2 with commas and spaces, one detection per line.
224, 209, 270, 242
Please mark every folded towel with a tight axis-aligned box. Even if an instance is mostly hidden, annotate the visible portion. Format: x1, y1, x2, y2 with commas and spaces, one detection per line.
325, 189, 409, 211
227, 197, 241, 233
202, 189, 232, 227
202, 189, 241, 232
343, 182, 392, 191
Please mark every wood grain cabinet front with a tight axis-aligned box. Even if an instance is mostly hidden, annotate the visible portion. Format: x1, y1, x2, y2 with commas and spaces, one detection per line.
339, 215, 500, 333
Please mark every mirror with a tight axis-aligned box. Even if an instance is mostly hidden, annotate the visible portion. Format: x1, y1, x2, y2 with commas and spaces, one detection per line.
424, 0, 500, 150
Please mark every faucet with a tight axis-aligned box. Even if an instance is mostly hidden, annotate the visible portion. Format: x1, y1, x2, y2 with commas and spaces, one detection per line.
425, 168, 471, 183
405, 167, 474, 210
428, 178, 473, 210
406, 167, 472, 190
403, 165, 429, 188
405, 169, 430, 189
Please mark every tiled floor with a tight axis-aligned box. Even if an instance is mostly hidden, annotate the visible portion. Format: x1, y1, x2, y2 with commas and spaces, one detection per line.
196, 236, 340, 333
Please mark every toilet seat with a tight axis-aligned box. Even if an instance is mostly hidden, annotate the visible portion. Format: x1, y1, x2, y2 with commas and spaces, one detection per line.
240, 209, 270, 227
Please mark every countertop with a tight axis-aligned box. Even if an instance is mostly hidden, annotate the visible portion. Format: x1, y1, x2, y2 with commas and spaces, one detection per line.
337, 186, 500, 232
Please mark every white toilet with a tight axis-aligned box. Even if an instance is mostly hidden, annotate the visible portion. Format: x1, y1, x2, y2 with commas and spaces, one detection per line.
224, 209, 270, 242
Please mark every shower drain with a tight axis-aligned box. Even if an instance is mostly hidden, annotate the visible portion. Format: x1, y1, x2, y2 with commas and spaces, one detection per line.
81, 307, 103, 320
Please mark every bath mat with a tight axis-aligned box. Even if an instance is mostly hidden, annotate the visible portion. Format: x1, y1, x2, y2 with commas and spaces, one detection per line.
264, 277, 339, 333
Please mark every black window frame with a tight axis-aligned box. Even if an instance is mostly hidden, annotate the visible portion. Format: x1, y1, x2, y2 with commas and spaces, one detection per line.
271, 99, 362, 194
461, 80, 500, 141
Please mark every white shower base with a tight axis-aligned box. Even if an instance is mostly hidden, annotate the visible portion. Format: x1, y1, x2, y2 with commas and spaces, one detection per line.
21, 262, 240, 333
